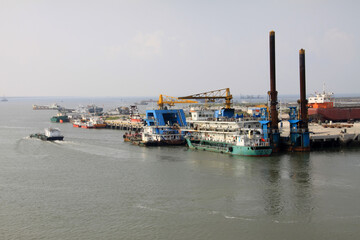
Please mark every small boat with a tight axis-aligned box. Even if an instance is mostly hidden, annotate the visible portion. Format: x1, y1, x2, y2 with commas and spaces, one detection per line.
81, 121, 94, 129
123, 131, 142, 143
72, 119, 83, 128
89, 117, 107, 128
129, 105, 144, 123
30, 128, 64, 141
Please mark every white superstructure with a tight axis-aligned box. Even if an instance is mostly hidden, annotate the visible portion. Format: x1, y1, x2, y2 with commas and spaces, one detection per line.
44, 128, 62, 137
308, 83, 334, 104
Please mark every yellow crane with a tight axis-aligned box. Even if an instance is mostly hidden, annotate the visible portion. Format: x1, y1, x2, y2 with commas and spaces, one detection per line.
178, 88, 233, 109
157, 94, 198, 110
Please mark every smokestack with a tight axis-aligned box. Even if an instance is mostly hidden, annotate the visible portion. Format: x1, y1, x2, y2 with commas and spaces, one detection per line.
269, 31, 278, 130
299, 49, 308, 130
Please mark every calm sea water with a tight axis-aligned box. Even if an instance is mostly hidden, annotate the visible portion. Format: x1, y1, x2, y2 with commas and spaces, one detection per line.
1, 98, 360, 240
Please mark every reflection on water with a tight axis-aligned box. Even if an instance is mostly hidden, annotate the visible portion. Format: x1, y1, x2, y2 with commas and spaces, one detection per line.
187, 150, 315, 218
261, 153, 313, 218
262, 158, 283, 216
288, 153, 313, 217
261, 153, 313, 217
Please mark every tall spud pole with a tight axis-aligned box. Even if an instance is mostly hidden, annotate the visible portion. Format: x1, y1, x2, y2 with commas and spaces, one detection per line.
269, 31, 280, 151
299, 49, 308, 131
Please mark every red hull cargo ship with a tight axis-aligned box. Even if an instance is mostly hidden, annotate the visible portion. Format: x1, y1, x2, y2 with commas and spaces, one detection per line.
308, 89, 360, 122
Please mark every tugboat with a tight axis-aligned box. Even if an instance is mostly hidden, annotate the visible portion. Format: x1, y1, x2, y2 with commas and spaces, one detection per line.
30, 128, 64, 141
129, 105, 144, 123
72, 119, 83, 128
89, 117, 107, 128
81, 121, 94, 129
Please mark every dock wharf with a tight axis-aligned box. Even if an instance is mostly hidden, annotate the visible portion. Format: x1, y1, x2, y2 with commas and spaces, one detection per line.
281, 121, 360, 148
105, 119, 143, 131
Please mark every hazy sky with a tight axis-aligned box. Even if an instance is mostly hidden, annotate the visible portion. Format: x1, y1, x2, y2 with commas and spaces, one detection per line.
1, 0, 359, 97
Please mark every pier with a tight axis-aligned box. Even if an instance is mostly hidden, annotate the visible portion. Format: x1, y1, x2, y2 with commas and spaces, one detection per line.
280, 121, 360, 148
104, 119, 143, 131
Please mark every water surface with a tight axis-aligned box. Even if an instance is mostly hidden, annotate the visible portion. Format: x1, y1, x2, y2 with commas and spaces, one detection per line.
1, 99, 360, 239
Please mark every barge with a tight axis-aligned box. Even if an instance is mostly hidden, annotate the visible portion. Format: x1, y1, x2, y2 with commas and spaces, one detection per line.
30, 128, 64, 141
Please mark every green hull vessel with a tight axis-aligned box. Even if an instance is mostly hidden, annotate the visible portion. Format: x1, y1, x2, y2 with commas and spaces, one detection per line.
50, 115, 69, 123
186, 138, 272, 157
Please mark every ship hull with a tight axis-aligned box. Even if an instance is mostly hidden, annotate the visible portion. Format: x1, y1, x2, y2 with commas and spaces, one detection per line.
140, 139, 185, 146
186, 138, 272, 157
309, 107, 360, 122
30, 134, 64, 141
93, 124, 107, 128
81, 125, 94, 129
123, 133, 142, 142
50, 116, 69, 123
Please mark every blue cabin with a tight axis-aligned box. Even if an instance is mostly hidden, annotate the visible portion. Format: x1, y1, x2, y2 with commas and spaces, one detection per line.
258, 107, 270, 140
288, 106, 310, 150
145, 109, 187, 127
214, 108, 235, 119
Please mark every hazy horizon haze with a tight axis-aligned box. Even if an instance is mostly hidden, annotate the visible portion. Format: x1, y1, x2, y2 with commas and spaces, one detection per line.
1, 0, 359, 97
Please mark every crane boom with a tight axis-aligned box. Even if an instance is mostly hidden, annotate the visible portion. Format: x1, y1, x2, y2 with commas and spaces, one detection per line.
178, 88, 233, 109
158, 94, 198, 109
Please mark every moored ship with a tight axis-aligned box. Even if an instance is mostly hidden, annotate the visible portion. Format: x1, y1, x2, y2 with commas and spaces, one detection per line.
141, 125, 185, 146
130, 109, 187, 146
73, 117, 106, 129
308, 88, 360, 122
33, 103, 61, 110
73, 119, 82, 128
50, 114, 70, 123
81, 121, 94, 129
87, 105, 103, 115
129, 105, 144, 123
184, 109, 272, 157
89, 117, 107, 128
123, 131, 142, 143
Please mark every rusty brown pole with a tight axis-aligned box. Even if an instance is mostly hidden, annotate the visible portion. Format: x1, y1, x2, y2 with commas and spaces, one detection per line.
269, 31, 278, 130
299, 49, 308, 131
